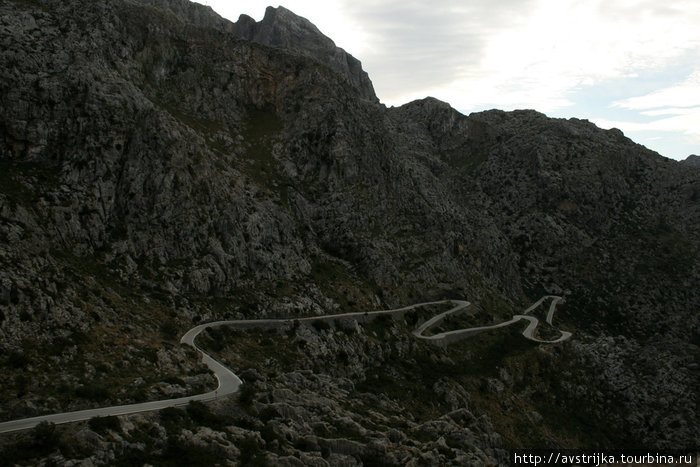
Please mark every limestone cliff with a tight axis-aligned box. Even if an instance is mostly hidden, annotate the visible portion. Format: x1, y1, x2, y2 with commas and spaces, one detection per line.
230, 6, 378, 102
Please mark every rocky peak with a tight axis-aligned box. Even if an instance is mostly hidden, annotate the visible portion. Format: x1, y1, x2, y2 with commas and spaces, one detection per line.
231, 6, 378, 102
682, 154, 700, 168
136, 0, 233, 30
129, 2, 377, 102
389, 97, 471, 151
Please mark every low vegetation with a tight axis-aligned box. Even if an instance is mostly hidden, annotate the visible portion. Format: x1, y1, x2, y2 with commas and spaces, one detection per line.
192, 300, 604, 450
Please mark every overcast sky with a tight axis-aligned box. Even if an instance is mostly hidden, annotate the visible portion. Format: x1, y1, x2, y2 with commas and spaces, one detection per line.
193, 0, 700, 161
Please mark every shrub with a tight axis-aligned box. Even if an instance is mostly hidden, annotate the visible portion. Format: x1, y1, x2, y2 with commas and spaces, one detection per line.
31, 421, 60, 455
163, 375, 186, 385
159, 320, 179, 340
186, 401, 230, 430
238, 383, 256, 407
239, 436, 265, 466
160, 436, 219, 466
8, 351, 29, 369
88, 415, 121, 434
76, 382, 112, 401
312, 320, 330, 332
291, 319, 300, 333
160, 407, 187, 433
259, 337, 273, 347
258, 406, 279, 422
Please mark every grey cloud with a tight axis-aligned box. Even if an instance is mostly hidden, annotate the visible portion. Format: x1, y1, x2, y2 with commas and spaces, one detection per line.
339, 0, 538, 102
596, 0, 700, 22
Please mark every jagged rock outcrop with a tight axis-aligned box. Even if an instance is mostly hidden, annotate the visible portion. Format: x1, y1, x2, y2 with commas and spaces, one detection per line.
136, 0, 235, 30
230, 6, 378, 102
0, 0, 698, 463
683, 154, 700, 168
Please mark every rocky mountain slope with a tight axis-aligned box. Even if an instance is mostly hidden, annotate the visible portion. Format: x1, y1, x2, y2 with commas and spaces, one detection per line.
683, 154, 700, 167
0, 0, 698, 464
229, 6, 377, 102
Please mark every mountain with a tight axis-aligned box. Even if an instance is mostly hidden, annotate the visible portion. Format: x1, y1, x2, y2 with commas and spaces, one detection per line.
0, 0, 698, 464
683, 154, 700, 168
230, 6, 378, 102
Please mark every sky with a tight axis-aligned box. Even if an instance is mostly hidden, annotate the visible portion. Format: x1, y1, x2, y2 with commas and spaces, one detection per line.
193, 0, 700, 161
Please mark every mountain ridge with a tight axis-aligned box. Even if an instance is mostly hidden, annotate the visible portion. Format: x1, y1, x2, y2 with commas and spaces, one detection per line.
229, 5, 378, 102
684, 154, 700, 167
135, 0, 378, 102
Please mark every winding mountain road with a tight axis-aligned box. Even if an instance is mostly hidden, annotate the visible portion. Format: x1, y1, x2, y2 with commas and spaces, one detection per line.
0, 296, 570, 434
413, 295, 571, 345
0, 323, 241, 434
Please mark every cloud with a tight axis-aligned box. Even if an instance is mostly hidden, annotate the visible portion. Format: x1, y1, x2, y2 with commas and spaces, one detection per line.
337, 0, 700, 113
338, 0, 539, 103
600, 72, 700, 144
612, 71, 700, 111
593, 111, 700, 159
197, 0, 700, 113
595, 111, 700, 139
197, 0, 700, 158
